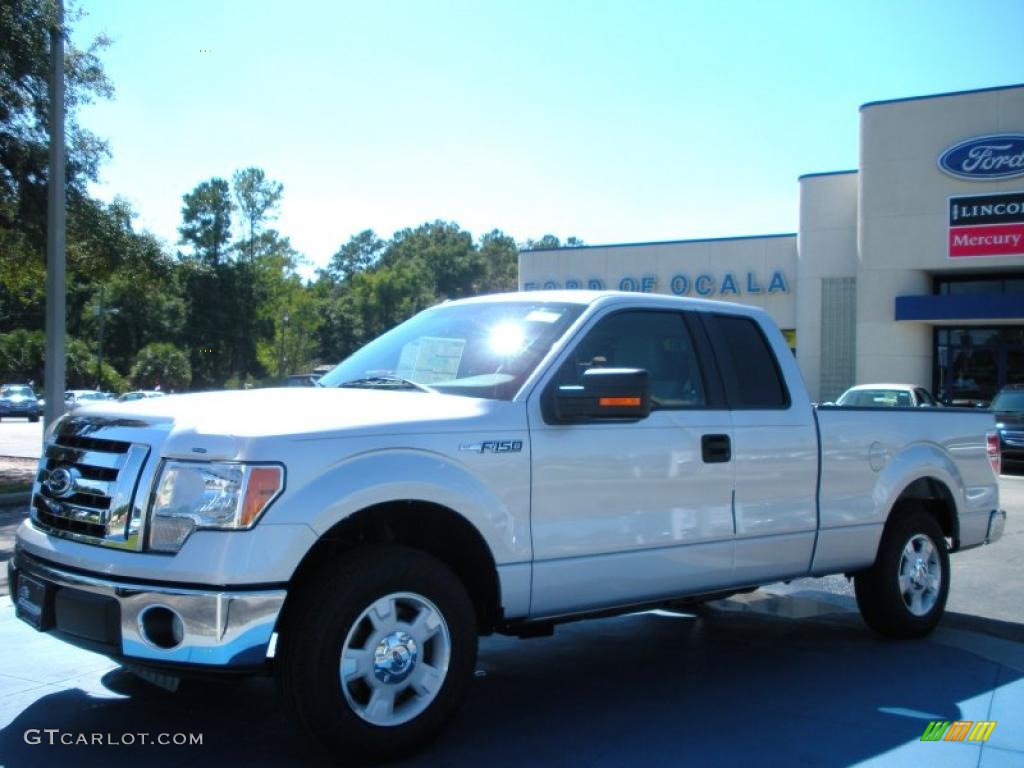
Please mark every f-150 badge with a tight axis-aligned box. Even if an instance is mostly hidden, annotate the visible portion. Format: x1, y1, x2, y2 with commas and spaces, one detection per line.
459, 440, 523, 454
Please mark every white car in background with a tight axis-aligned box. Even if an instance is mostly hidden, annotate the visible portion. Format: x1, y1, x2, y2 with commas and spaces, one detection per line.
63, 390, 106, 410
836, 383, 940, 408
118, 390, 168, 402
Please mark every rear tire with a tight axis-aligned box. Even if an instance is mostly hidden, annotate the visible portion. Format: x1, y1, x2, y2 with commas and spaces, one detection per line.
855, 510, 949, 638
277, 546, 477, 764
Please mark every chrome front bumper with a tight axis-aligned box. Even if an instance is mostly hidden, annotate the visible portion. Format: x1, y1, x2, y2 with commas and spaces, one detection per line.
9, 548, 286, 668
987, 509, 1007, 544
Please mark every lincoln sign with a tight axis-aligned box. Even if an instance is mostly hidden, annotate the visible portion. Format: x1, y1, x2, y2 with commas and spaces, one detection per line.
948, 192, 1024, 259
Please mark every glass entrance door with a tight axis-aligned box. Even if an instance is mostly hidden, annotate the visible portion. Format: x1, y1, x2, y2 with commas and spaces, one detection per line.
935, 327, 1024, 406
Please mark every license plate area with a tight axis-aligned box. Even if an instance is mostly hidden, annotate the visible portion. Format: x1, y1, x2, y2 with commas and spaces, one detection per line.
15, 573, 54, 631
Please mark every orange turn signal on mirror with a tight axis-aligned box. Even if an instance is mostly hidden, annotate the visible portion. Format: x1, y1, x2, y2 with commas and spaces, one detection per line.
241, 466, 284, 527
599, 397, 641, 407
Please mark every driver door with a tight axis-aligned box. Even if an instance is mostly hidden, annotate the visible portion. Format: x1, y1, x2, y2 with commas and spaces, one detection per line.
527, 308, 736, 617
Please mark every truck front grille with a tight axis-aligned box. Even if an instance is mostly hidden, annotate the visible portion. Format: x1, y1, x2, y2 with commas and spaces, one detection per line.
31, 430, 150, 548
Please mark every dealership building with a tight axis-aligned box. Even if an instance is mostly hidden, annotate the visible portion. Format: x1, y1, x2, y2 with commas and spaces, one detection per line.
519, 83, 1024, 404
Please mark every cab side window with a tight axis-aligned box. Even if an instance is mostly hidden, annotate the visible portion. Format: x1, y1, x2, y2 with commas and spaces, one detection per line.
704, 313, 790, 409
554, 311, 706, 409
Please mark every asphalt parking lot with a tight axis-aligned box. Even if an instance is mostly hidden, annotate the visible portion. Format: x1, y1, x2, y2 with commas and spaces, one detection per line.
0, 470, 1021, 766
0, 419, 43, 459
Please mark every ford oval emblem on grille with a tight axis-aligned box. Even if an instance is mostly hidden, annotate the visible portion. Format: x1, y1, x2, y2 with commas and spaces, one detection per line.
45, 466, 79, 498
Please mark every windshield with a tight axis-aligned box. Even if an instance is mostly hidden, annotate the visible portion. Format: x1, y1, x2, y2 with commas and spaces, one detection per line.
837, 388, 913, 407
319, 301, 585, 400
991, 390, 1024, 412
0, 386, 33, 398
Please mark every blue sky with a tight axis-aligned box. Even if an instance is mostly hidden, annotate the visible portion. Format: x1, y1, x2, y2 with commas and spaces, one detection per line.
75, 0, 1024, 275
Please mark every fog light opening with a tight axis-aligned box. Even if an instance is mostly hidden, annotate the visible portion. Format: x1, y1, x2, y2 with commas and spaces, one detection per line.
139, 606, 185, 649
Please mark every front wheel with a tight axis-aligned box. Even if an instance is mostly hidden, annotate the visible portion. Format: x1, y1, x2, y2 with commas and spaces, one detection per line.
854, 510, 950, 638
277, 546, 477, 763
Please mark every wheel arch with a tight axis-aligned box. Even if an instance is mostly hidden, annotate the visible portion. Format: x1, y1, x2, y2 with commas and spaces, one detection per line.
280, 500, 503, 635
882, 475, 959, 552
874, 442, 965, 546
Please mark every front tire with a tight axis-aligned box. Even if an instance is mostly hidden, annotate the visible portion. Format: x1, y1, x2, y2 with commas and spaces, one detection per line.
277, 546, 477, 763
855, 510, 949, 638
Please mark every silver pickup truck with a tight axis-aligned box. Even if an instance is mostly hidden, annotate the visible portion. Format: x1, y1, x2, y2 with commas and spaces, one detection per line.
10, 291, 1006, 761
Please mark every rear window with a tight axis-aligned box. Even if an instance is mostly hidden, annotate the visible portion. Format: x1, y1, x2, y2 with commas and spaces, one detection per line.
707, 314, 790, 409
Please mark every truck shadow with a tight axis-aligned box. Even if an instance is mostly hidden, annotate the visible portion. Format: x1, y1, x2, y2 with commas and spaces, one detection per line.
0, 607, 1018, 766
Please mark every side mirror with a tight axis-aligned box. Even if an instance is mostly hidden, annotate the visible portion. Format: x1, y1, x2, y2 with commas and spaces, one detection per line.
552, 368, 651, 423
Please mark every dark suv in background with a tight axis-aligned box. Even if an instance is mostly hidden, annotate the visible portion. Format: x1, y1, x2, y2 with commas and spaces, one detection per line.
0, 384, 41, 422
992, 384, 1024, 472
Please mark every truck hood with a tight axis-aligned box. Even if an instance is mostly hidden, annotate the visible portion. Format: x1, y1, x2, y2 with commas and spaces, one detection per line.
70, 388, 518, 444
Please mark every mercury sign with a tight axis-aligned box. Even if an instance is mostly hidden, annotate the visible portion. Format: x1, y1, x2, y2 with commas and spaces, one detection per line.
938, 134, 1024, 181
948, 191, 1024, 258
523, 270, 790, 297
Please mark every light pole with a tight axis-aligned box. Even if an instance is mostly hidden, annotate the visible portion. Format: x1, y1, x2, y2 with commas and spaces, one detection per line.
43, 0, 66, 428
277, 310, 290, 380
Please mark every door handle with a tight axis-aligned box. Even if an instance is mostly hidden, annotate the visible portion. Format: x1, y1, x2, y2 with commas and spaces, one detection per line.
701, 434, 731, 463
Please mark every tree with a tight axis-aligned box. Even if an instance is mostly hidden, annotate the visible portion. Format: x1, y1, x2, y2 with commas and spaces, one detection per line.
81, 267, 186, 375
0, 0, 114, 251
382, 220, 483, 299
131, 342, 191, 391
257, 276, 322, 378
233, 167, 282, 261
178, 178, 233, 265
525, 234, 561, 250
351, 261, 437, 342
326, 229, 385, 282
64, 337, 123, 391
478, 229, 518, 293
524, 234, 585, 250
0, 328, 45, 384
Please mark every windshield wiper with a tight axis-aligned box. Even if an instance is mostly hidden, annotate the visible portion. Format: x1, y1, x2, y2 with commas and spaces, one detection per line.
337, 376, 436, 393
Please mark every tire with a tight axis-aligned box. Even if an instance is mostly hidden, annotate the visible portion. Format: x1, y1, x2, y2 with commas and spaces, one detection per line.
29, 415, 39, 423
855, 510, 950, 638
277, 546, 477, 764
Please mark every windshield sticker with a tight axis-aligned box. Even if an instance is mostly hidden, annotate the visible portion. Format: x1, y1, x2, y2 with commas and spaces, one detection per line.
396, 337, 466, 384
525, 309, 562, 324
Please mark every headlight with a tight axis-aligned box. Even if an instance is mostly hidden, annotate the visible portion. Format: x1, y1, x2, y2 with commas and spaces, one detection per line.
148, 461, 285, 553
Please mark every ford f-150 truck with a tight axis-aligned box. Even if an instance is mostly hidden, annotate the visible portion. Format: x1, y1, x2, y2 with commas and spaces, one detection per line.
10, 291, 1006, 761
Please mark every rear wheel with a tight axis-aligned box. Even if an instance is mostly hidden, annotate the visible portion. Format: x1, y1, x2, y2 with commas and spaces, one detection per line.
277, 546, 477, 763
855, 510, 949, 638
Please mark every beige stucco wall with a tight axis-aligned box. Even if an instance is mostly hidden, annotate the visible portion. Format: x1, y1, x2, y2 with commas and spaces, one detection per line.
796, 171, 859, 401
857, 86, 1024, 389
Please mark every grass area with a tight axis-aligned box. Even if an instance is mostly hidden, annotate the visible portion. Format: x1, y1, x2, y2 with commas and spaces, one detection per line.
0, 483, 31, 495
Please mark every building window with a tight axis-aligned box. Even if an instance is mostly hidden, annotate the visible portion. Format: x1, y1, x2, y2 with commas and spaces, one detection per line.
934, 274, 1024, 296
934, 326, 1024, 407
820, 277, 856, 403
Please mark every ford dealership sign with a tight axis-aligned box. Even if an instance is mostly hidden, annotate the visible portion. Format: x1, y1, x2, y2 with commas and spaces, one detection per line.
938, 134, 1024, 181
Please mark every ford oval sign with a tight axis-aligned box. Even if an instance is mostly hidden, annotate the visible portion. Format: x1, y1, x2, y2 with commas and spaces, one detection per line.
939, 134, 1024, 181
